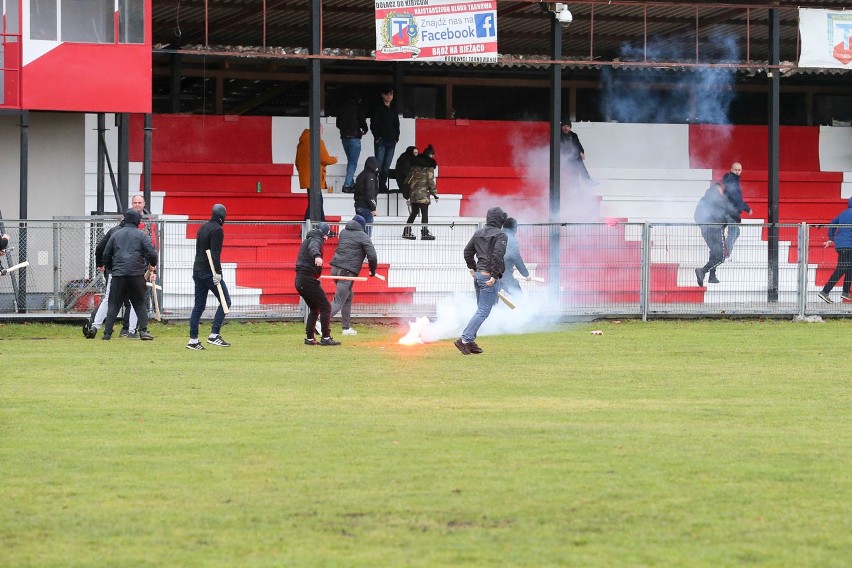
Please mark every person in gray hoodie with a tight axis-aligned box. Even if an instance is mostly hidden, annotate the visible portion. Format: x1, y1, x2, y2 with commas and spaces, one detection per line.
326, 215, 378, 336
818, 197, 852, 303
455, 206, 509, 355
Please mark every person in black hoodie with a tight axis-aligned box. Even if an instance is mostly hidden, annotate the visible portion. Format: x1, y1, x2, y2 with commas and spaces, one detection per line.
295, 222, 340, 346
454, 207, 509, 355
353, 156, 380, 236
694, 182, 739, 287
336, 92, 368, 193
187, 204, 232, 350
101, 208, 158, 341
402, 144, 439, 240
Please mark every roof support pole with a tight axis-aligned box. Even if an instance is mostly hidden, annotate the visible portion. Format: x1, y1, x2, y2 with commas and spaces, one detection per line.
307, 0, 323, 222
117, 113, 130, 212
549, 14, 563, 289
96, 114, 106, 215
143, 114, 153, 209
767, 8, 780, 302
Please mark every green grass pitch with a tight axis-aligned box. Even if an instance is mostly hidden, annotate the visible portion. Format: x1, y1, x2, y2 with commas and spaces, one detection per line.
1, 319, 850, 567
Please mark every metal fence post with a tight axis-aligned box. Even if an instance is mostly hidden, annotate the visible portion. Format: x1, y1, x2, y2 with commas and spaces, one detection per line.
797, 222, 808, 318
52, 222, 60, 312
640, 222, 651, 321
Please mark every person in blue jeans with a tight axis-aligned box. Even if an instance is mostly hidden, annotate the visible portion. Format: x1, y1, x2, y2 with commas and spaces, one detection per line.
336, 92, 368, 192
187, 204, 232, 350
369, 87, 400, 192
455, 207, 509, 355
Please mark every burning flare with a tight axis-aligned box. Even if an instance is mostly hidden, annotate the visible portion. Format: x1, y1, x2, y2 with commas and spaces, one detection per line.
399, 316, 432, 345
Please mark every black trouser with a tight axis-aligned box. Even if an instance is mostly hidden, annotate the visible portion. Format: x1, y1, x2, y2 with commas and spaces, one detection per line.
103, 275, 148, 336
295, 272, 331, 339
406, 203, 430, 225
700, 225, 726, 274
823, 248, 852, 295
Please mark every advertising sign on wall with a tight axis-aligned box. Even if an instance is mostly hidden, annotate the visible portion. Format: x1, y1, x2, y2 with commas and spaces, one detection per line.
799, 8, 852, 69
375, 0, 497, 62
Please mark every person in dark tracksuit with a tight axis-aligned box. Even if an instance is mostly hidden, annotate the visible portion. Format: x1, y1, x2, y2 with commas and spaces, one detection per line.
721, 162, 751, 256
101, 209, 158, 341
295, 222, 340, 346
455, 206, 509, 355
187, 204, 232, 350
818, 197, 852, 303
694, 182, 739, 287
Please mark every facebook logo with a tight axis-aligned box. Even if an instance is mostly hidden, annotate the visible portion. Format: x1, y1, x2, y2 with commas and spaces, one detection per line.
474, 13, 496, 38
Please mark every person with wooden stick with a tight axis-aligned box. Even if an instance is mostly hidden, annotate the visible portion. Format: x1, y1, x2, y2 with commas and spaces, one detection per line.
295, 222, 340, 346
187, 204, 232, 350
324, 215, 378, 337
454, 206, 509, 355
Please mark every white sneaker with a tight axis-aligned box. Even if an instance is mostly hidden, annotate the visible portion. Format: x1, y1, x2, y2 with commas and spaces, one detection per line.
342, 328, 358, 336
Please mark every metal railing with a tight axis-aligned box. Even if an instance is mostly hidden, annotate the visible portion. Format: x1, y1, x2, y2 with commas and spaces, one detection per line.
1, 218, 849, 320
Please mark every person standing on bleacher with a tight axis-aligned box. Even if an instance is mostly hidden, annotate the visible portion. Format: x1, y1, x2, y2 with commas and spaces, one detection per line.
336, 92, 368, 194
352, 156, 380, 236
402, 144, 439, 241
369, 87, 400, 193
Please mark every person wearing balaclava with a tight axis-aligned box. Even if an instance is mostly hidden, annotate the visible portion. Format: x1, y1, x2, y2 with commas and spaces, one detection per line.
187, 203, 232, 349
101, 208, 159, 341
455, 206, 509, 355
295, 222, 340, 346
352, 156, 380, 237
324, 215, 378, 336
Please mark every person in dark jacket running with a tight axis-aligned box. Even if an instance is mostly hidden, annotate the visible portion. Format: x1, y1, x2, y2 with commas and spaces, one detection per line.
694, 182, 739, 287
101, 208, 158, 340
326, 215, 378, 336
353, 156, 380, 236
818, 197, 852, 303
721, 162, 751, 256
187, 204, 232, 350
336, 92, 368, 193
455, 207, 509, 355
500, 217, 530, 295
296, 222, 340, 346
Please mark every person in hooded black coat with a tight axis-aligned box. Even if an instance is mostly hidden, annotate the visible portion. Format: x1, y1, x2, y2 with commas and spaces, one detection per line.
394, 146, 418, 200
295, 222, 340, 346
694, 182, 739, 287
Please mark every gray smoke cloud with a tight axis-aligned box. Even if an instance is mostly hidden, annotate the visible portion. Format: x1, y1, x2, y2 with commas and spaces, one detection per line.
602, 32, 739, 125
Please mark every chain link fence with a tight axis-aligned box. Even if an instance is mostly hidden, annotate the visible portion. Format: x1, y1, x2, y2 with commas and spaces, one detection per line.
1, 218, 850, 320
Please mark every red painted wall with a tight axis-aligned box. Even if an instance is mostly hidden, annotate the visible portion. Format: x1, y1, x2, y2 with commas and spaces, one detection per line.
688, 124, 822, 171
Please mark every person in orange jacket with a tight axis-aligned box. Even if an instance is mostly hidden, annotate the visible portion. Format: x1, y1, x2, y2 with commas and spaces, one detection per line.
295, 125, 338, 222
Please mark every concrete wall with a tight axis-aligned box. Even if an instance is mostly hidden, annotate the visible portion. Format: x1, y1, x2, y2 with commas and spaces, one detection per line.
0, 112, 85, 221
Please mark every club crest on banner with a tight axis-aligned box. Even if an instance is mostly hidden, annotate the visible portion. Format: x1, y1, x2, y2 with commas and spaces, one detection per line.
828, 12, 852, 65
380, 12, 421, 57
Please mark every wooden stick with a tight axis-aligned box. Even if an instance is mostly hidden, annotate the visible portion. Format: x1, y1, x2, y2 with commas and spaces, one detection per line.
145, 282, 163, 290
3, 260, 29, 274
205, 249, 230, 314
320, 275, 368, 282
373, 273, 386, 281
515, 270, 545, 283
497, 291, 516, 309
151, 281, 161, 321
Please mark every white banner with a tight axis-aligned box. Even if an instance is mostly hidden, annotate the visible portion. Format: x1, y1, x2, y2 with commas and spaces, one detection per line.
798, 8, 852, 69
375, 0, 498, 63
